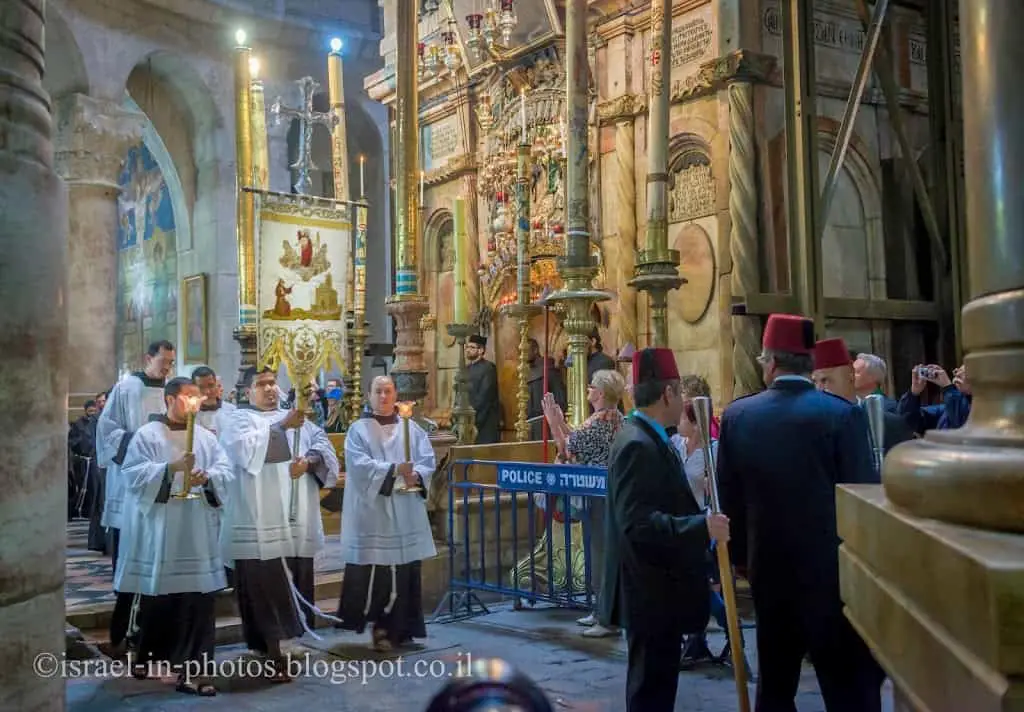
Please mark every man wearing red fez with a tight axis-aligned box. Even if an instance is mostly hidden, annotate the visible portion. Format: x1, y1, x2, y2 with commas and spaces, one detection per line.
603, 347, 730, 711
812, 337, 915, 456
717, 315, 884, 712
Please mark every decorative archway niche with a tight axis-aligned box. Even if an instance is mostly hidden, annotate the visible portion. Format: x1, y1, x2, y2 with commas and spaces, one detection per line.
815, 126, 890, 362
666, 132, 717, 326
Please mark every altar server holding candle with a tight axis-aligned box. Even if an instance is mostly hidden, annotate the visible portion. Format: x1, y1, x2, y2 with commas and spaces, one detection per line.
334, 375, 436, 651
114, 377, 232, 696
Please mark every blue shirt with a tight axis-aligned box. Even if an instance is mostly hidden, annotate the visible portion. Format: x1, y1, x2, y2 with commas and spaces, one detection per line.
630, 409, 671, 446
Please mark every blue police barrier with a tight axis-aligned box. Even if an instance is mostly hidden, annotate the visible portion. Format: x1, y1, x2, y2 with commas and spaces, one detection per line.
431, 459, 607, 622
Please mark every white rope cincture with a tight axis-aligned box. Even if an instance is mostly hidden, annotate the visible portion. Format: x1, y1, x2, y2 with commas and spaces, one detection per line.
127, 592, 142, 638
363, 564, 377, 615
382, 564, 398, 615
279, 557, 345, 642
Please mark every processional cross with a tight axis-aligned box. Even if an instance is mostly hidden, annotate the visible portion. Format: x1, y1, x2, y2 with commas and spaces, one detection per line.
271, 76, 339, 195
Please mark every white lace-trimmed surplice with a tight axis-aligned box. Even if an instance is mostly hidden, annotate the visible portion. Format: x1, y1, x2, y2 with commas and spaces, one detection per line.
340, 416, 437, 566
218, 406, 339, 563
196, 400, 237, 437
114, 420, 232, 595
97, 373, 167, 530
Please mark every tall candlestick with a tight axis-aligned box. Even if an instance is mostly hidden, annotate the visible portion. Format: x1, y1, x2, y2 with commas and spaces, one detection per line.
453, 197, 469, 323
520, 89, 527, 137
359, 155, 366, 198
327, 41, 351, 202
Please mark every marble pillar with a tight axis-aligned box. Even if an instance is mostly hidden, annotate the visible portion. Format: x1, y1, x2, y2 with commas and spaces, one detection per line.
614, 117, 637, 347
0, 1, 69, 709
598, 94, 645, 352
54, 94, 145, 402
726, 79, 763, 399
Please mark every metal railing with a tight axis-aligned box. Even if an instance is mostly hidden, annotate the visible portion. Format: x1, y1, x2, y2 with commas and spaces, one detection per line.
432, 458, 608, 622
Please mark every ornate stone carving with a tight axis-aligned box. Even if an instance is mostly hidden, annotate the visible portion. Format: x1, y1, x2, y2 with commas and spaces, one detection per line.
53, 94, 146, 187
597, 93, 647, 125
670, 49, 778, 103
424, 153, 477, 185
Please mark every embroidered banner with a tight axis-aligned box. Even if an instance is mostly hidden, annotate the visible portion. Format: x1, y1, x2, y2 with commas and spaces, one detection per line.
255, 192, 351, 381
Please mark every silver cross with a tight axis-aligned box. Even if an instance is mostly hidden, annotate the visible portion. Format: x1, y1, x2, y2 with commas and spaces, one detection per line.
270, 76, 339, 195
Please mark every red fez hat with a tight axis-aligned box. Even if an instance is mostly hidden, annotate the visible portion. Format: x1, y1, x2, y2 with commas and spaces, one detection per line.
631, 347, 680, 386
813, 337, 851, 371
762, 314, 815, 354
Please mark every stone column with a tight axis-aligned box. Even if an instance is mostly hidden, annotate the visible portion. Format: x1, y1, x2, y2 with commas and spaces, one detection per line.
0, 1, 70, 709
54, 94, 144, 402
598, 94, 645, 352
725, 51, 775, 399
838, 3, 1024, 710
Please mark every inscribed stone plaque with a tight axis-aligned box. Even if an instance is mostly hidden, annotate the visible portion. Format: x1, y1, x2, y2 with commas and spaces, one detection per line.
761, 2, 879, 83
423, 115, 461, 171
669, 163, 716, 223
672, 4, 714, 72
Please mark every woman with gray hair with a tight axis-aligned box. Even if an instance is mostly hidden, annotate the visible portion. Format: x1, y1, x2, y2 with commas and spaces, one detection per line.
538, 369, 626, 638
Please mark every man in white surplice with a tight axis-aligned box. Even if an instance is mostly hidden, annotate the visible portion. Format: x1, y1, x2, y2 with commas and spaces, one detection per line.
96, 339, 176, 656
115, 377, 231, 696
219, 366, 338, 682
335, 375, 436, 651
192, 366, 237, 437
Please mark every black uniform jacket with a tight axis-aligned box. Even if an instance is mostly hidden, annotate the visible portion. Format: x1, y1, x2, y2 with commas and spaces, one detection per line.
717, 378, 875, 618
600, 416, 710, 637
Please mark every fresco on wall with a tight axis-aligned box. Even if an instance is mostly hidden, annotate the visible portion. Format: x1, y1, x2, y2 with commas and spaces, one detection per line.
115, 142, 178, 373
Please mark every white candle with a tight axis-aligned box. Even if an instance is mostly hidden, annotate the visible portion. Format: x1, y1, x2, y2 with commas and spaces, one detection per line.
359, 155, 365, 197
520, 89, 526, 138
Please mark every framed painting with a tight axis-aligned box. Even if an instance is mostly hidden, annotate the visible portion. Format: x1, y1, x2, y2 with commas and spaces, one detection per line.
182, 273, 207, 364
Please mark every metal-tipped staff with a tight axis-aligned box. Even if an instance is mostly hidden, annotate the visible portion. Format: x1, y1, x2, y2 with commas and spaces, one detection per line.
693, 396, 751, 712
863, 393, 886, 476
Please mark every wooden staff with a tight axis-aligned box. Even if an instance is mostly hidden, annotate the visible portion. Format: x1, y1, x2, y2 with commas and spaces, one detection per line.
693, 396, 750, 712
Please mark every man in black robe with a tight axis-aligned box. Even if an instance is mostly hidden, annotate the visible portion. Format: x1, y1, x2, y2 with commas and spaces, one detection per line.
526, 338, 566, 440
465, 334, 500, 443
603, 347, 730, 711
69, 400, 100, 522
718, 314, 884, 712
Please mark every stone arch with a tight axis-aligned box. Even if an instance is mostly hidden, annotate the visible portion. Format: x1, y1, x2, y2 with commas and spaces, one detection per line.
424, 207, 454, 274
668, 132, 713, 172
814, 123, 889, 359
122, 50, 233, 377
42, 5, 89, 100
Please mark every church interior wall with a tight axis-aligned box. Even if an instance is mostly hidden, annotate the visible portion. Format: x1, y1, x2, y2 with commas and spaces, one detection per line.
47, 0, 388, 404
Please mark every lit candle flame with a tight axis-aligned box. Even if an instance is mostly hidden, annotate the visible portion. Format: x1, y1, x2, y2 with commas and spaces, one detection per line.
235, 29, 247, 46
397, 401, 415, 419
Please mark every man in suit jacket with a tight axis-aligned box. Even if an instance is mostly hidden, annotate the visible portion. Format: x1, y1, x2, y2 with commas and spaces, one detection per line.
604, 347, 730, 712
718, 314, 884, 712
852, 352, 899, 413
813, 338, 916, 455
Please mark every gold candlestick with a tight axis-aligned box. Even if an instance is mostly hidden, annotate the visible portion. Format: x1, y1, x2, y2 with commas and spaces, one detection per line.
395, 401, 423, 494
174, 396, 202, 500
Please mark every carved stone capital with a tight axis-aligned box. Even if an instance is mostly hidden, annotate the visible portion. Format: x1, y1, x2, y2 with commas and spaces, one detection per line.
597, 93, 647, 126
424, 153, 476, 186
670, 50, 779, 103
53, 94, 146, 188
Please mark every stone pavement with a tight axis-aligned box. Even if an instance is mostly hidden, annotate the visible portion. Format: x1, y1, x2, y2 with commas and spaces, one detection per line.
66, 603, 894, 711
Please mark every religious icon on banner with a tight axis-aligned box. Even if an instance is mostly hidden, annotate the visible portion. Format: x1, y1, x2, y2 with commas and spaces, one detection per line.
256, 193, 350, 377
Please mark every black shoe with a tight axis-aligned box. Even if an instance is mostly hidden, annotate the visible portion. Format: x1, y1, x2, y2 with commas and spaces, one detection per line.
679, 635, 715, 670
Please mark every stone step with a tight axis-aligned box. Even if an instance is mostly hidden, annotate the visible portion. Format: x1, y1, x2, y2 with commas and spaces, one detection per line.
66, 571, 344, 634
78, 596, 343, 651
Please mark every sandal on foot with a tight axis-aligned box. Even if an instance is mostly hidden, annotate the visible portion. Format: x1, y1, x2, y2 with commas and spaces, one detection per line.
176, 678, 216, 696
